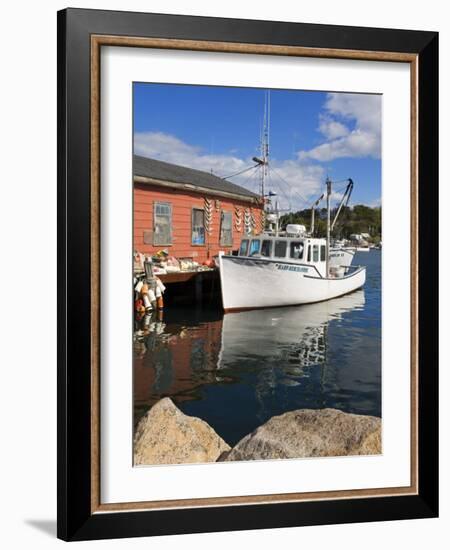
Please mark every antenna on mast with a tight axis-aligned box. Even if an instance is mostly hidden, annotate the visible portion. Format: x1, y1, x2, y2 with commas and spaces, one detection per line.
258, 90, 270, 200
252, 91, 272, 228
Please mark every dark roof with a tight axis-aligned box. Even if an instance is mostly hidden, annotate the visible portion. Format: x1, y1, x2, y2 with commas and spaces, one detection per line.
134, 155, 259, 199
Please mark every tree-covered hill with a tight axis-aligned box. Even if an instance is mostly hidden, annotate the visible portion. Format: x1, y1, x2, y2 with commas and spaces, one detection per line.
279, 205, 382, 241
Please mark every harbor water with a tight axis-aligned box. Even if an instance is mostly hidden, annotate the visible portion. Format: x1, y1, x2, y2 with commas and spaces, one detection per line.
134, 250, 381, 446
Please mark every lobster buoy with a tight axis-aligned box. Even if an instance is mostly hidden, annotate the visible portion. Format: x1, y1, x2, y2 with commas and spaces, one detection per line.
142, 294, 152, 310
156, 295, 164, 310
203, 258, 215, 268
140, 282, 156, 311
156, 278, 166, 293
134, 298, 145, 314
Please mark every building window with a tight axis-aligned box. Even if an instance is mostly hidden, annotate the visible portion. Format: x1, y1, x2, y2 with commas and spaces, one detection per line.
274, 240, 287, 258
153, 202, 172, 246
192, 208, 206, 245
220, 211, 233, 246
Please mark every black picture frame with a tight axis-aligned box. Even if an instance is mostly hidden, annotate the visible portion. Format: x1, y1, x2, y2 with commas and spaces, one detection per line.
57, 7, 438, 541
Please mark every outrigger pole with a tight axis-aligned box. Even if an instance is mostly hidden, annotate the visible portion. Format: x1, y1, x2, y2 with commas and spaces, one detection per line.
330, 178, 353, 232
310, 193, 324, 236
311, 177, 353, 275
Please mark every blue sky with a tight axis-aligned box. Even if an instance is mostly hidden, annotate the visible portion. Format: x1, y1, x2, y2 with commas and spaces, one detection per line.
134, 83, 381, 211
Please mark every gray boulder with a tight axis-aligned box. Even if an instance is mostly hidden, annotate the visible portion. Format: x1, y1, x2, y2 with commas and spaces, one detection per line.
221, 408, 381, 462
134, 398, 230, 465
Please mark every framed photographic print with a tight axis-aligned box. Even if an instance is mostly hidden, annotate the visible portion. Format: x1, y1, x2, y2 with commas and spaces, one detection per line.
57, 8, 438, 541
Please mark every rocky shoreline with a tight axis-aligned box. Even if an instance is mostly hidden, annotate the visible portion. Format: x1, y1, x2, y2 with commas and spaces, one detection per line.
134, 398, 381, 466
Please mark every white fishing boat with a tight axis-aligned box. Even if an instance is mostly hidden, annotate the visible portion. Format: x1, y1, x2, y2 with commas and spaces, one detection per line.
219, 185, 365, 312
219, 92, 366, 312
218, 232, 365, 312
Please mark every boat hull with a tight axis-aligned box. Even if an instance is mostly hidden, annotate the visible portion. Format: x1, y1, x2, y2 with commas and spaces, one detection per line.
219, 256, 366, 312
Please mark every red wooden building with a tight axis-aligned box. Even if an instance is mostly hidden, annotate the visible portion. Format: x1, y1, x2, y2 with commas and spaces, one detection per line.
134, 155, 264, 263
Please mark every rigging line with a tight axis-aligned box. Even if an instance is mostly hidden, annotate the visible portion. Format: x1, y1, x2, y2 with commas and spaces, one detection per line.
267, 166, 291, 209
332, 184, 348, 194
235, 165, 260, 193
270, 166, 311, 206
332, 185, 352, 196
331, 178, 348, 187
241, 164, 260, 195
253, 164, 263, 194
269, 166, 311, 207
221, 163, 259, 180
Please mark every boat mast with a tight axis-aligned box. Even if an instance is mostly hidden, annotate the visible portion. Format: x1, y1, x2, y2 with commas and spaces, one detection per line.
260, 90, 270, 200
253, 91, 271, 231
326, 177, 331, 277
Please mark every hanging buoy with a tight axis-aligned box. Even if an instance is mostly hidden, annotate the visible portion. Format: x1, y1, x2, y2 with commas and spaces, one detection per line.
134, 298, 145, 314
155, 278, 166, 294
142, 294, 152, 310
157, 295, 164, 310
140, 282, 155, 311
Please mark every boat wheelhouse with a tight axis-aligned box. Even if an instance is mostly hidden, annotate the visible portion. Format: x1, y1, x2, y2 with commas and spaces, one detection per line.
237, 235, 328, 277
237, 232, 355, 275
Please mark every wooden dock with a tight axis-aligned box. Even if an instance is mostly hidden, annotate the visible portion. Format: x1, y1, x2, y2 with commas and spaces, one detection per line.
155, 269, 221, 306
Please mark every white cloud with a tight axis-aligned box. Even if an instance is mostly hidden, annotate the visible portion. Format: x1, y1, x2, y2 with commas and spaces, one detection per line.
269, 160, 325, 210
318, 115, 350, 140
299, 93, 381, 161
134, 132, 247, 176
134, 131, 326, 211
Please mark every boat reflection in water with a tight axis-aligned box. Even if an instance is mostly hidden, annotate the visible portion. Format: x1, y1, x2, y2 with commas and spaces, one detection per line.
218, 289, 365, 371
133, 286, 380, 446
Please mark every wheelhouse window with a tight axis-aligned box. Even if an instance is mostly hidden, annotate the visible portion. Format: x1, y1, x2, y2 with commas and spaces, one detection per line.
220, 211, 233, 246
261, 240, 272, 257
274, 240, 287, 258
249, 239, 261, 256
153, 202, 172, 246
192, 208, 205, 245
239, 239, 249, 256
321, 245, 326, 262
312, 244, 319, 262
290, 241, 304, 260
